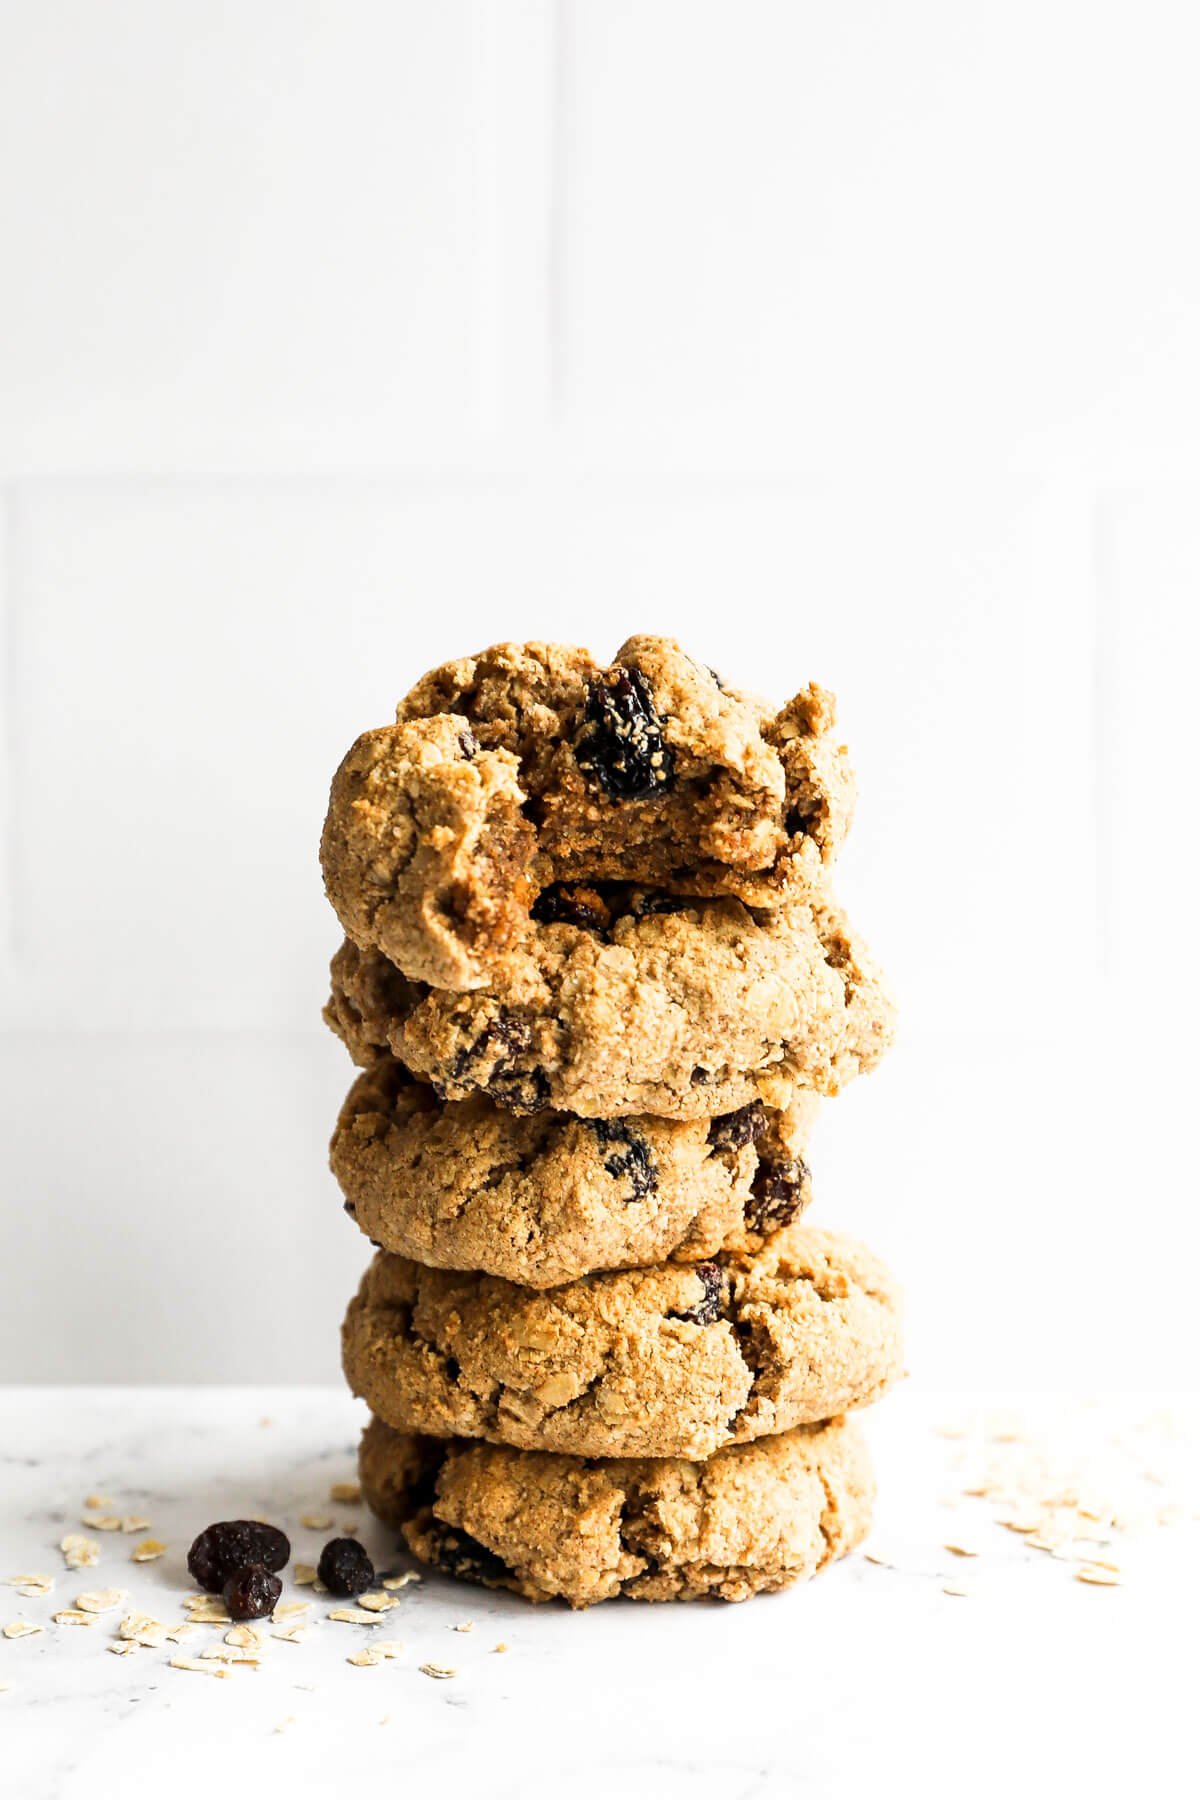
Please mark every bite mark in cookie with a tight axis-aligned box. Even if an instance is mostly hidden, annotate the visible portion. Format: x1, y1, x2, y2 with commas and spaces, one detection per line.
322, 636, 857, 988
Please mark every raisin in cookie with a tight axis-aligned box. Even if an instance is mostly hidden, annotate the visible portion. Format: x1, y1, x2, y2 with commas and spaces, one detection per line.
321, 636, 855, 988
358, 1413, 873, 1607
333, 1062, 818, 1287
325, 894, 894, 1120
342, 1226, 901, 1461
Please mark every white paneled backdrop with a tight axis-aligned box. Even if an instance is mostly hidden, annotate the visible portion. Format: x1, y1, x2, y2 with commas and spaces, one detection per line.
1, 1, 1196, 1387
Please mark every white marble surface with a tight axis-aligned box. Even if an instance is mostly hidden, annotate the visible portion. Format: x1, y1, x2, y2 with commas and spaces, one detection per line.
2, 1386, 1196, 1800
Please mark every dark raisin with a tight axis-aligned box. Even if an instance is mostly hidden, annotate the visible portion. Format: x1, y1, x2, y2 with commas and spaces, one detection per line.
671, 1262, 727, 1325
222, 1562, 282, 1621
745, 1157, 811, 1235
586, 1119, 657, 1200
450, 1015, 527, 1084
317, 1537, 375, 1597
458, 726, 478, 759
575, 667, 675, 800
624, 891, 691, 919
187, 1520, 290, 1593
531, 884, 612, 932
421, 1520, 512, 1587
450, 1015, 550, 1114
707, 1103, 768, 1152
343, 1199, 357, 1215
690, 1066, 712, 1086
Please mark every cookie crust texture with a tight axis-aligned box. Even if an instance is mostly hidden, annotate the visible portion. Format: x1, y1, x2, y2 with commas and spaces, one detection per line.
321, 636, 856, 990
332, 1062, 818, 1286
358, 1412, 874, 1606
324, 894, 895, 1121
342, 1226, 902, 1461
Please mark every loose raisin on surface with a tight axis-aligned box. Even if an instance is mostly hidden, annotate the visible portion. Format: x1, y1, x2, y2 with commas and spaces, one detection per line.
575, 667, 675, 800
187, 1520, 290, 1593
531, 884, 612, 932
317, 1537, 375, 1597
745, 1157, 811, 1235
587, 1119, 657, 1200
671, 1262, 727, 1326
422, 1521, 512, 1587
222, 1562, 282, 1621
707, 1103, 768, 1153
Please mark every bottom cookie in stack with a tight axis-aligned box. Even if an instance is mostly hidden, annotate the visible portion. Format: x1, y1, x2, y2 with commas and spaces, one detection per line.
359, 1413, 874, 1607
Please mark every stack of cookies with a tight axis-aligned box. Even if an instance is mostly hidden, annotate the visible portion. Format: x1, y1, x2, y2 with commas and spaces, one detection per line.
321, 637, 901, 1607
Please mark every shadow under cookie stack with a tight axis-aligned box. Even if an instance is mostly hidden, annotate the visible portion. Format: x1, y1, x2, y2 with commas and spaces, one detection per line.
321, 636, 901, 1607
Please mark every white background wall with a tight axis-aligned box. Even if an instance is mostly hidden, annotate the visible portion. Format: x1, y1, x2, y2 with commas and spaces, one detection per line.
1, 0, 1196, 1388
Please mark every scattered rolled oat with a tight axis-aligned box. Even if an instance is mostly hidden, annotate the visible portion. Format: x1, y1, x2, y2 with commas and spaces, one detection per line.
419, 1663, 457, 1680
165, 1623, 196, 1643
200, 1645, 262, 1665
944, 1543, 980, 1559
131, 1540, 166, 1564
272, 1624, 308, 1644
942, 1584, 971, 1598
3, 1621, 42, 1639
348, 1641, 403, 1667
328, 1607, 381, 1626
330, 1481, 361, 1504
293, 1564, 318, 1586
52, 1609, 98, 1626
120, 1517, 151, 1534
341, 1521, 360, 1535
108, 1640, 137, 1656
120, 1613, 167, 1647
60, 1535, 99, 1570
5, 1575, 53, 1598
492, 1642, 508, 1654
271, 1601, 310, 1622
224, 1623, 264, 1650
185, 1598, 231, 1624
1075, 1565, 1123, 1587
76, 1589, 124, 1614
300, 1514, 332, 1531
81, 1513, 122, 1532
84, 1493, 112, 1509
0, 1681, 12, 1694
169, 1656, 230, 1679
355, 1592, 396, 1614
452, 1620, 475, 1633
381, 1572, 420, 1591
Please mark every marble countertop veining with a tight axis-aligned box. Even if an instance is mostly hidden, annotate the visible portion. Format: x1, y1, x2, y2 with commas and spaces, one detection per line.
1, 1385, 1196, 1800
